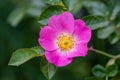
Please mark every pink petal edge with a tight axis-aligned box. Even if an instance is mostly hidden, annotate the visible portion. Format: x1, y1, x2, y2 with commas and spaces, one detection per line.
45, 50, 73, 67
38, 26, 58, 51
67, 42, 88, 58
48, 12, 74, 34
73, 19, 91, 43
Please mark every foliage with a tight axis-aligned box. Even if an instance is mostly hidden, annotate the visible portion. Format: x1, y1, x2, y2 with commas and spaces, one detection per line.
8, 46, 44, 66
38, 5, 63, 25
0, 0, 120, 80
40, 57, 56, 80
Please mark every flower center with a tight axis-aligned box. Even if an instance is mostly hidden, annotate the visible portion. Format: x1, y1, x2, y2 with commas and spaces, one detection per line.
57, 34, 75, 51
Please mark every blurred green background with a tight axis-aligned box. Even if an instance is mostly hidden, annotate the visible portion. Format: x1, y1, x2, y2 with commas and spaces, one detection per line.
0, 0, 120, 80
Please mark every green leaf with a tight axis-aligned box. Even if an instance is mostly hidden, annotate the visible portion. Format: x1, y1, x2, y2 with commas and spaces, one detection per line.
83, 1, 107, 16
82, 15, 109, 30
8, 47, 44, 66
26, 0, 48, 17
7, 3, 29, 27
114, 12, 120, 27
106, 59, 116, 67
106, 64, 118, 77
42, 0, 61, 5
40, 57, 56, 80
62, 0, 80, 11
92, 64, 105, 78
97, 26, 115, 39
31, 46, 44, 55
38, 5, 63, 25
85, 77, 104, 80
108, 0, 120, 20
109, 33, 119, 44
115, 59, 120, 66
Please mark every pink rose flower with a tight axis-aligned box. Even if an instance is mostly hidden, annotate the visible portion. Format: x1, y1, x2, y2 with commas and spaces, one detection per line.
38, 12, 91, 67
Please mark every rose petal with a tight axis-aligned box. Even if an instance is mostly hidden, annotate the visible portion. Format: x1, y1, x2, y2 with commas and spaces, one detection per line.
45, 50, 73, 67
67, 42, 88, 58
38, 26, 58, 51
73, 19, 91, 43
60, 12, 74, 34
48, 15, 61, 32
48, 12, 74, 34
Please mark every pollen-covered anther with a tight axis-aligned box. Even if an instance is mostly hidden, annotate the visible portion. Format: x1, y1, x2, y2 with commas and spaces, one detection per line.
57, 34, 76, 51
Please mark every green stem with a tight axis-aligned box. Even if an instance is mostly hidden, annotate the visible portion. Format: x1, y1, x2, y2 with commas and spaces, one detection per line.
105, 75, 108, 80
89, 47, 116, 59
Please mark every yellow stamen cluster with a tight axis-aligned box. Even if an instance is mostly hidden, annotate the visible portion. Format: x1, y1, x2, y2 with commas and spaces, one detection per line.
57, 34, 75, 51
